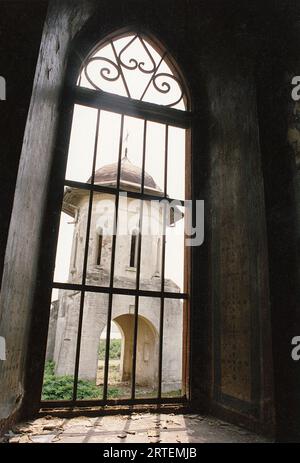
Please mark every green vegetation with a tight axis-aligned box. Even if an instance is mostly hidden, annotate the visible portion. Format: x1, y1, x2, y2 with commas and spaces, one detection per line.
44, 360, 55, 376
42, 360, 120, 400
98, 338, 121, 360
42, 359, 182, 401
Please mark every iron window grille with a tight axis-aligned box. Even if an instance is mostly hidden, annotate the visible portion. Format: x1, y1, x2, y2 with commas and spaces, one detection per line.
41, 31, 191, 409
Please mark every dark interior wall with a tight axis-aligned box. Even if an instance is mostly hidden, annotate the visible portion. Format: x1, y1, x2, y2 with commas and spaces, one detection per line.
195, 3, 274, 432
206, 52, 273, 431
0, 0, 48, 284
0, 0, 300, 441
256, 3, 300, 442
0, 0, 97, 432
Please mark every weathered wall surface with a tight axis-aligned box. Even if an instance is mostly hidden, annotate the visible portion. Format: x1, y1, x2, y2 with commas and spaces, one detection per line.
256, 4, 300, 441
207, 63, 273, 428
0, 1, 48, 283
0, 0, 97, 430
185, 4, 275, 434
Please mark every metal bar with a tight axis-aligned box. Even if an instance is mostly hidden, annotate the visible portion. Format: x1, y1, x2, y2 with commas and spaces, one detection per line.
72, 109, 101, 400
157, 204, 167, 399
52, 282, 188, 299
102, 115, 125, 400
110, 40, 131, 99
73, 86, 192, 129
130, 120, 147, 399
64, 179, 185, 206
164, 125, 169, 197
158, 125, 169, 399
72, 291, 84, 401
182, 128, 192, 398
141, 121, 147, 198
140, 52, 165, 102
40, 396, 187, 408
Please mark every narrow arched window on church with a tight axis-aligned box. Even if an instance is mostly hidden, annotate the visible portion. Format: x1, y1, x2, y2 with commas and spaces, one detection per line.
72, 233, 78, 272
42, 31, 191, 407
129, 230, 138, 268
96, 229, 103, 266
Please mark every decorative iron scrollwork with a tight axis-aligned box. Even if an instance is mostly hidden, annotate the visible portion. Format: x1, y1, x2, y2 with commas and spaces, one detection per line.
85, 57, 121, 90
118, 34, 156, 74
80, 33, 186, 109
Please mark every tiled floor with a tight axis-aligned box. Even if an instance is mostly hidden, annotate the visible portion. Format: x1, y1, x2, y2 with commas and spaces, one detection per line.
1, 413, 272, 443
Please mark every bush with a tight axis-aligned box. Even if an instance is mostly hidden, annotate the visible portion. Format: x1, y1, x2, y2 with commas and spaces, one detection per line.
42, 374, 100, 400
42, 360, 120, 400
98, 338, 121, 360
44, 360, 55, 376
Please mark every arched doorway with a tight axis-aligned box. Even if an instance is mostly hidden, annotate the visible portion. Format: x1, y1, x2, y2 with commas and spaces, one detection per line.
97, 315, 159, 398
114, 314, 158, 388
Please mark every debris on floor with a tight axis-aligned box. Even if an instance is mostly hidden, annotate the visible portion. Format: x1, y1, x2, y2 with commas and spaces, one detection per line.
1, 413, 272, 444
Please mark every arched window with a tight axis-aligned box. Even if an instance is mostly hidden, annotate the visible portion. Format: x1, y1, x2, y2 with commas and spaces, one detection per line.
78, 33, 189, 109
72, 233, 78, 271
43, 31, 191, 407
156, 238, 161, 275
129, 229, 139, 268
96, 228, 103, 266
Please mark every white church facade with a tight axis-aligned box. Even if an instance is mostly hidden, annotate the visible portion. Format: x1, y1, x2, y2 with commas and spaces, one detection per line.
46, 154, 183, 393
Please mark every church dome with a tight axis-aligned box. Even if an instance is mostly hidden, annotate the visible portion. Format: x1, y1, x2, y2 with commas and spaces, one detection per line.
63, 154, 183, 219
92, 155, 161, 193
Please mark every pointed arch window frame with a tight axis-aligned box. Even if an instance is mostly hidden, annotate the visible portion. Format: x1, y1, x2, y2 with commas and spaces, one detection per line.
73, 31, 192, 129
78, 32, 190, 110
43, 29, 192, 409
